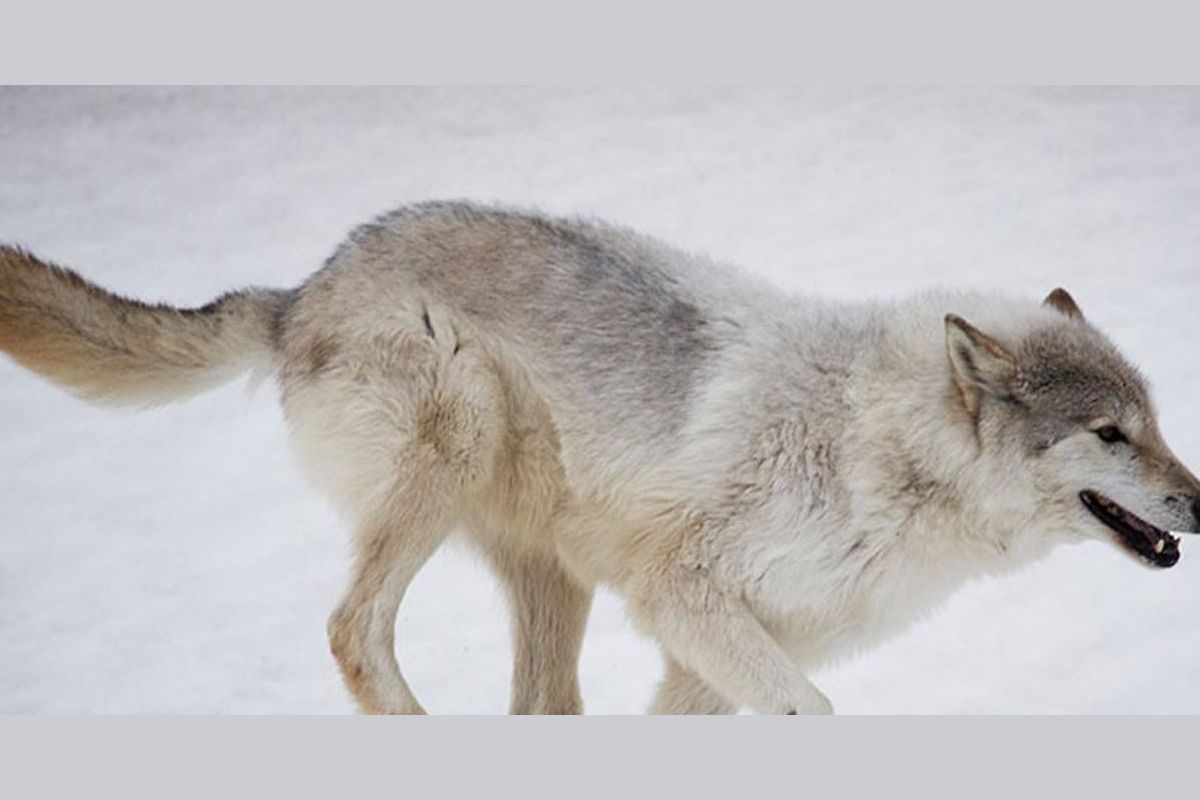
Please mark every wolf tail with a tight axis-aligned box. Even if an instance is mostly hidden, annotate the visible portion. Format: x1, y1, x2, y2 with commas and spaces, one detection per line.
0, 246, 291, 405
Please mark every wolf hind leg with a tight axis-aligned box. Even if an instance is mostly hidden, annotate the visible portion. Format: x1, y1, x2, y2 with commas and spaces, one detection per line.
648, 656, 738, 714
299, 319, 507, 714
485, 543, 593, 714
327, 486, 453, 715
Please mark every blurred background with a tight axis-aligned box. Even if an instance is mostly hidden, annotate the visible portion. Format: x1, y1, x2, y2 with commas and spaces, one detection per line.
1, 86, 1198, 712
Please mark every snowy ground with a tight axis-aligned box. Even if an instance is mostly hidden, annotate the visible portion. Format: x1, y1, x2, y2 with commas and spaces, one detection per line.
1, 87, 1199, 713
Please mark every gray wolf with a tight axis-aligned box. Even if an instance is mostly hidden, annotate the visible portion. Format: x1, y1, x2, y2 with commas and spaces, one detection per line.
2, 200, 1198, 714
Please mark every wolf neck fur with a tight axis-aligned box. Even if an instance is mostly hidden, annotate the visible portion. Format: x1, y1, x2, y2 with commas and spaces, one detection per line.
844, 294, 1053, 572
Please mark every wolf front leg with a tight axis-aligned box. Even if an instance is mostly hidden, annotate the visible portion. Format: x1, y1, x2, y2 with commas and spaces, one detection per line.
648, 656, 738, 714
630, 568, 832, 715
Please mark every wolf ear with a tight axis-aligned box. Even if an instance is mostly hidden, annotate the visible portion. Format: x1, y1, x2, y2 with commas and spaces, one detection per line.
944, 314, 1018, 416
1043, 287, 1083, 320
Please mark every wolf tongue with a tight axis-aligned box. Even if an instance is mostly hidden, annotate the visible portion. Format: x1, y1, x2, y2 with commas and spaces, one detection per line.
1081, 490, 1176, 554
1119, 505, 1162, 544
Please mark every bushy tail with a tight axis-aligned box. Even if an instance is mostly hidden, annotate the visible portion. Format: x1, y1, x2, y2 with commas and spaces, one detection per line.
0, 246, 292, 405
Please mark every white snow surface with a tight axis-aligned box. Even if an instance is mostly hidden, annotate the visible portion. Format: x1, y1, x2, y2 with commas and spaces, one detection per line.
2, 87, 1199, 714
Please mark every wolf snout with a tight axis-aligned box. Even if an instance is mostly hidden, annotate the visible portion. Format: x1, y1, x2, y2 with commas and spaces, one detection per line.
1164, 495, 1200, 533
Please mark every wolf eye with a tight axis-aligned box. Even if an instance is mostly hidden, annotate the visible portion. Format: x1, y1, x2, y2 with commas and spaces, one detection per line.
1095, 425, 1127, 444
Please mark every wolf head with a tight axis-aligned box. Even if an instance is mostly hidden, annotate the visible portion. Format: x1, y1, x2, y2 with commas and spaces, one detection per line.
945, 289, 1200, 568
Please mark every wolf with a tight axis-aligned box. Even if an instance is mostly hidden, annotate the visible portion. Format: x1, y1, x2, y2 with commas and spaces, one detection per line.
2, 200, 1198, 714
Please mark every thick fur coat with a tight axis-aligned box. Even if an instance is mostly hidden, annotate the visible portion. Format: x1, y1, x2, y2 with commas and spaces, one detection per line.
3, 201, 1198, 713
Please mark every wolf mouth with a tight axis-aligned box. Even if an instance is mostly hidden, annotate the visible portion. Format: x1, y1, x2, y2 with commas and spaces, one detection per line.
1080, 490, 1181, 568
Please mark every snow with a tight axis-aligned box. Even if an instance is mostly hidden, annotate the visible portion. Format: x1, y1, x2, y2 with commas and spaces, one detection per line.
2, 87, 1199, 713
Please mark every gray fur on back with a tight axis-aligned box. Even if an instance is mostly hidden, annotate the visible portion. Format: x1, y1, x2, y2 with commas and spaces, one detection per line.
298, 201, 734, 443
